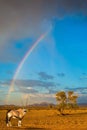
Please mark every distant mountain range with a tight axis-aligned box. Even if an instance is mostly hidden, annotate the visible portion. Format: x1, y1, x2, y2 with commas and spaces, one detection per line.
0, 102, 87, 108
29, 102, 55, 107
0, 102, 55, 108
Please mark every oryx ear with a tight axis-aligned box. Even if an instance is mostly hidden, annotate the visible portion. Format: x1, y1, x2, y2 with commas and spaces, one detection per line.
24, 109, 27, 112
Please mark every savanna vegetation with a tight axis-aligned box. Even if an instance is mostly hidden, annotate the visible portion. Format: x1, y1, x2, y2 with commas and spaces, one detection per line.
0, 91, 87, 130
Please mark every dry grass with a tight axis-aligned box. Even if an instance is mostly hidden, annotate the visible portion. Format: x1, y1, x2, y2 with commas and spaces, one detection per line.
1, 108, 87, 130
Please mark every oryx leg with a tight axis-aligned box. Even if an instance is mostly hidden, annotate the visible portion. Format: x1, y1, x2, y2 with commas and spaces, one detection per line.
18, 119, 22, 127
6, 117, 12, 127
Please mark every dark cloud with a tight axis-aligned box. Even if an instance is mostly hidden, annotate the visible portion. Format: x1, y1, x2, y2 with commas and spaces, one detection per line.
14, 79, 56, 88
82, 72, 87, 75
48, 89, 58, 94
0, 0, 87, 38
1, 0, 87, 63
1, 0, 87, 40
65, 86, 87, 95
59, 0, 87, 13
57, 73, 65, 77
2, 79, 56, 88
0, 79, 58, 95
79, 72, 87, 80
0, 79, 57, 95
6, 70, 13, 75
0, 38, 33, 63
38, 72, 54, 80
80, 76, 87, 80
19, 86, 38, 94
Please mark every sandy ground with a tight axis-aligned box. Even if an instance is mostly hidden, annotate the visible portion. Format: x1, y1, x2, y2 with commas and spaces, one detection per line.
0, 109, 87, 130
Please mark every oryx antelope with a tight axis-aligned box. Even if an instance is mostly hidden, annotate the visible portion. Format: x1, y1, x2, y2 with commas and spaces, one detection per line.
6, 108, 27, 127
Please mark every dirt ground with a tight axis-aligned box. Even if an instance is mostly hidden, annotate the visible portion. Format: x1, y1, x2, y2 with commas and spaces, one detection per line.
0, 109, 87, 130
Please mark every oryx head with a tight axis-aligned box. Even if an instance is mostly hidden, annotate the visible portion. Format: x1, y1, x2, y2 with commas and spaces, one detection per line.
23, 109, 27, 113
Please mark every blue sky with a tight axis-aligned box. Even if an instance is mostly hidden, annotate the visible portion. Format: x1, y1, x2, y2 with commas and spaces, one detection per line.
0, 0, 87, 105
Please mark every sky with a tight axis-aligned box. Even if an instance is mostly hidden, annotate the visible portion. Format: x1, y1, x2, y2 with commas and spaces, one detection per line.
0, 0, 87, 105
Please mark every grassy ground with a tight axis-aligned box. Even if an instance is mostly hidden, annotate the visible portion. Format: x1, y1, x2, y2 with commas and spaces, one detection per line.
1, 108, 87, 130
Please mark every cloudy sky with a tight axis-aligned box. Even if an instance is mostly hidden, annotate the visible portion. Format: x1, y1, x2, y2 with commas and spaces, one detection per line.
0, 0, 87, 105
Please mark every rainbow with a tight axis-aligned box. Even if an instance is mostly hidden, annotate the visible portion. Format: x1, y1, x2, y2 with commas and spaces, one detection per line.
6, 29, 51, 104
